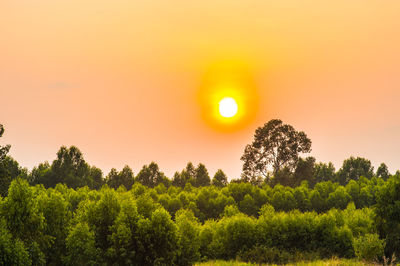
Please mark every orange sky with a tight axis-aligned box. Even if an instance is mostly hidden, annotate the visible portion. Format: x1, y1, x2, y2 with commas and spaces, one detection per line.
1, 1, 400, 179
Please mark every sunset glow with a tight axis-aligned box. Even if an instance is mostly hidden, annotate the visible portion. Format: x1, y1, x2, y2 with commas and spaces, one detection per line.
2, 0, 400, 180
218, 97, 238, 118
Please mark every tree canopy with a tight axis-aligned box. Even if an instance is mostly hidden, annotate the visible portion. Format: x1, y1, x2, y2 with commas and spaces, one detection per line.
241, 119, 312, 182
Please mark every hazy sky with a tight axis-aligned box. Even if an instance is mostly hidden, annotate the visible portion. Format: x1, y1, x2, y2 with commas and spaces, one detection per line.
1, 0, 400, 180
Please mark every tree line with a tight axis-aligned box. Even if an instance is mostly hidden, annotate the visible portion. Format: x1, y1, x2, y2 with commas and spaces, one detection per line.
0, 174, 399, 265
0, 121, 399, 265
0, 144, 392, 197
0, 120, 393, 195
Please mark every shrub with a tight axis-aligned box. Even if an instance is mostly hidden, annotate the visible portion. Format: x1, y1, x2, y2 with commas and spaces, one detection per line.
353, 233, 385, 262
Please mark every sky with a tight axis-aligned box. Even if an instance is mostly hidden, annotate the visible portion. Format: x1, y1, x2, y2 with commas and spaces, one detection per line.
1, 0, 400, 180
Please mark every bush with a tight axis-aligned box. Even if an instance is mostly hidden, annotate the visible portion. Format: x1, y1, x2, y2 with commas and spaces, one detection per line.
353, 233, 385, 262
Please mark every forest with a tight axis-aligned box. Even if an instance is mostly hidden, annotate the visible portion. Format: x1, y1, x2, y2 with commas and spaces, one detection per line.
0, 120, 399, 265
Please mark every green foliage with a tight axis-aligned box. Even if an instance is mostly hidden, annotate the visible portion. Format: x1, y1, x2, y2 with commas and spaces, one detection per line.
337, 157, 374, 185
293, 157, 316, 186
376, 163, 390, 180
2, 148, 400, 265
136, 208, 179, 265
212, 169, 228, 187
136, 162, 169, 188
64, 222, 100, 265
241, 119, 312, 180
195, 163, 211, 187
106, 165, 134, 190
0, 124, 10, 162
176, 209, 201, 265
314, 162, 336, 183
375, 174, 400, 258
353, 233, 385, 262
0, 179, 46, 259
0, 220, 30, 266
0, 156, 26, 196
29, 146, 104, 190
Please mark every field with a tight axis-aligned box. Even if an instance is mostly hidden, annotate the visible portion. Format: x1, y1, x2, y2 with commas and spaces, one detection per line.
196, 259, 379, 266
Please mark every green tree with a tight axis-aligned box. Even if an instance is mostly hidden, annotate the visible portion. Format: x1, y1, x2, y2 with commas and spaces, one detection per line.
136, 162, 169, 188
375, 175, 400, 258
173, 162, 196, 187
89, 166, 104, 190
195, 163, 211, 187
106, 165, 134, 190
272, 167, 293, 187
0, 220, 31, 266
175, 209, 201, 265
64, 223, 100, 265
108, 199, 141, 265
28, 162, 51, 186
50, 146, 91, 188
337, 157, 374, 185
314, 162, 336, 183
293, 157, 316, 186
376, 163, 390, 180
1, 179, 46, 265
212, 169, 228, 187
36, 189, 71, 265
0, 124, 10, 161
136, 208, 179, 265
82, 188, 121, 254
0, 156, 26, 196
241, 119, 312, 181
327, 186, 352, 209
239, 194, 258, 216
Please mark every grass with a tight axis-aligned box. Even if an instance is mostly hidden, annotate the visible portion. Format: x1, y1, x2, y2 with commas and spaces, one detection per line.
195, 258, 378, 266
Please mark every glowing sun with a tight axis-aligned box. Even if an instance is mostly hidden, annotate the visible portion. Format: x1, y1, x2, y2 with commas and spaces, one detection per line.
219, 97, 238, 118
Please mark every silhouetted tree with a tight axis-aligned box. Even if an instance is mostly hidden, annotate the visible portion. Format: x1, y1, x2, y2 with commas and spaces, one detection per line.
272, 167, 293, 187
136, 162, 169, 188
293, 157, 316, 187
212, 169, 228, 187
314, 162, 336, 183
0, 156, 27, 196
172, 162, 196, 188
0, 124, 11, 161
337, 157, 374, 185
28, 162, 51, 186
89, 166, 104, 190
172, 171, 185, 188
376, 163, 390, 180
194, 163, 210, 187
241, 119, 312, 182
51, 146, 90, 188
106, 165, 134, 190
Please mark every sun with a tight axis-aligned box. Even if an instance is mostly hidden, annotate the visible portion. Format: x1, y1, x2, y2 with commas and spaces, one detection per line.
219, 97, 238, 118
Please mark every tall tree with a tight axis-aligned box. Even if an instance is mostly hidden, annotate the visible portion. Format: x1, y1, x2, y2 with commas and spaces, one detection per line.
314, 162, 336, 183
172, 162, 196, 188
0, 156, 26, 196
241, 119, 312, 181
0, 124, 10, 161
136, 162, 168, 188
293, 157, 316, 187
337, 157, 374, 185
106, 165, 134, 190
194, 163, 210, 187
376, 163, 390, 180
51, 146, 91, 188
212, 169, 228, 187
375, 175, 400, 258
0, 124, 13, 196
